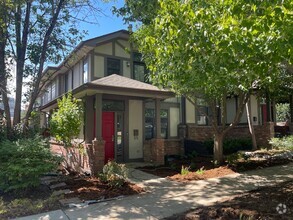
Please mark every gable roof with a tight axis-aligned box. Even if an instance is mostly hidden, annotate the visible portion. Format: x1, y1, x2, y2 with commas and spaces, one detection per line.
41, 30, 129, 78
89, 74, 167, 92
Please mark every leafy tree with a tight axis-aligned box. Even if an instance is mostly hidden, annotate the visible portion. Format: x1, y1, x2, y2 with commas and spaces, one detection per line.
0, 0, 102, 131
50, 93, 83, 147
113, 0, 159, 24
0, 1, 13, 130
121, 0, 293, 163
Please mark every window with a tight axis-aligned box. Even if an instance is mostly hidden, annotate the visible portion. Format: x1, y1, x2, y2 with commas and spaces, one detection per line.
145, 109, 155, 140
51, 81, 56, 99
102, 100, 125, 111
107, 58, 121, 75
134, 63, 148, 82
160, 109, 168, 138
83, 59, 88, 83
133, 52, 149, 83
196, 99, 208, 125
47, 84, 52, 102
144, 109, 169, 139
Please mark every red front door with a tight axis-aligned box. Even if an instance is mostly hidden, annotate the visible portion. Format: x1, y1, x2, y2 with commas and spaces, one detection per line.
102, 112, 115, 163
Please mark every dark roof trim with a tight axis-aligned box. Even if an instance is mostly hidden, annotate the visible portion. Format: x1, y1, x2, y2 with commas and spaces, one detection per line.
42, 30, 129, 76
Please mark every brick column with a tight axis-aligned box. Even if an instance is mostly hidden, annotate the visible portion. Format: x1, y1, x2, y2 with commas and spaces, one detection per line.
151, 138, 165, 165
86, 139, 105, 176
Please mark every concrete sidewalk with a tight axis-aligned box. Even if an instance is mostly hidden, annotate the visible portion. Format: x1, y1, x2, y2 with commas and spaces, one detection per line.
15, 163, 293, 220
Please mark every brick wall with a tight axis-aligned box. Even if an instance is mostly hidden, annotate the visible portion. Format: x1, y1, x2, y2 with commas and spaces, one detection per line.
50, 139, 105, 175
143, 139, 183, 165
186, 122, 275, 147
51, 142, 90, 173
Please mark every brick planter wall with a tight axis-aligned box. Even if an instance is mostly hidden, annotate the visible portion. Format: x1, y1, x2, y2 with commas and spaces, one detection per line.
143, 139, 183, 165
186, 122, 275, 147
50, 139, 105, 175
50, 142, 90, 173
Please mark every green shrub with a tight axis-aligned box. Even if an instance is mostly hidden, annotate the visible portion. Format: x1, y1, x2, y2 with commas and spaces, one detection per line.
276, 103, 290, 122
226, 152, 245, 166
50, 93, 83, 147
99, 161, 128, 188
195, 167, 205, 175
270, 135, 293, 151
203, 138, 253, 155
0, 136, 62, 192
181, 165, 190, 175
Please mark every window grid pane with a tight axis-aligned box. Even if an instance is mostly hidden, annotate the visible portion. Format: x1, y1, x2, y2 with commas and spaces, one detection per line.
107, 58, 121, 76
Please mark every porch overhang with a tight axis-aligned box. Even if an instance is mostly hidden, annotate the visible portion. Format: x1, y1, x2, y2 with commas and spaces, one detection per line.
40, 74, 174, 112
76, 74, 174, 99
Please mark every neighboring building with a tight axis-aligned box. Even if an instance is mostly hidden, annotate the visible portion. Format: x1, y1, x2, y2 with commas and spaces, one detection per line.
0, 97, 16, 123
39, 30, 280, 174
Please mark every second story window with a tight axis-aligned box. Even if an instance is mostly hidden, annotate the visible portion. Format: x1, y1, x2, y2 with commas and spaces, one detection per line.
133, 52, 149, 83
51, 81, 56, 99
107, 58, 121, 76
83, 59, 88, 83
134, 63, 147, 82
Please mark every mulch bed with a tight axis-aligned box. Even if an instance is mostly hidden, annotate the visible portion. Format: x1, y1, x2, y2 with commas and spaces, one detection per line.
164, 180, 293, 220
0, 176, 144, 219
167, 166, 236, 182
56, 176, 144, 201
138, 156, 292, 182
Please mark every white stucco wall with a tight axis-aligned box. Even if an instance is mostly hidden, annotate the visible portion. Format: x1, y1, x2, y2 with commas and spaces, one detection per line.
123, 60, 131, 78
226, 98, 237, 124
94, 55, 104, 78
170, 107, 180, 137
186, 99, 195, 123
129, 100, 143, 159
250, 95, 259, 125
115, 41, 130, 58
94, 43, 112, 55
73, 62, 81, 89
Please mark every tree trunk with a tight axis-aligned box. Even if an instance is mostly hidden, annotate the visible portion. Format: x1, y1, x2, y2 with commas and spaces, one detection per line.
0, 13, 11, 130
246, 101, 257, 150
13, 2, 32, 125
214, 133, 224, 165
23, 0, 66, 129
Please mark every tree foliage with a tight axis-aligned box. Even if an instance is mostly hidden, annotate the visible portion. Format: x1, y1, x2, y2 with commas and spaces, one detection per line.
276, 103, 290, 122
120, 0, 293, 163
50, 93, 83, 147
0, 0, 102, 130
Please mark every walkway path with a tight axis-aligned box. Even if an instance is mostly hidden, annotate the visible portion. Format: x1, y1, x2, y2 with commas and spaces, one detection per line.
15, 163, 293, 220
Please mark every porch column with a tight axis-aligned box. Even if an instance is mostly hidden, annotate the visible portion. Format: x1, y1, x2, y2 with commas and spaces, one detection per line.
266, 93, 272, 122
155, 98, 161, 138
85, 96, 94, 143
95, 94, 103, 139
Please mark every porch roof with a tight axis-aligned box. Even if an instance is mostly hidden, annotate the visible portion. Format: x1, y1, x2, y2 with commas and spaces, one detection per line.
74, 74, 174, 99
91, 74, 168, 92
40, 75, 174, 112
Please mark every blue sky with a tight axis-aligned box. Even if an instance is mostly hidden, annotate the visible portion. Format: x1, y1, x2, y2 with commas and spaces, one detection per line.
79, 0, 128, 40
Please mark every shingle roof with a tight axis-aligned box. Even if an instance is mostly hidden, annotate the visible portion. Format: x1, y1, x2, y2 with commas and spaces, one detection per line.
90, 74, 169, 92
